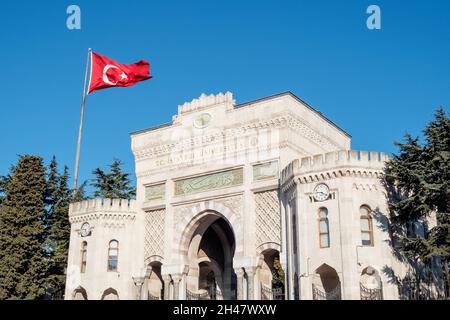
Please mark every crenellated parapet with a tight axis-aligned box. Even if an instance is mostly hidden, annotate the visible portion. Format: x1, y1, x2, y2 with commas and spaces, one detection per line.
281, 150, 389, 188
176, 92, 235, 115
69, 198, 137, 224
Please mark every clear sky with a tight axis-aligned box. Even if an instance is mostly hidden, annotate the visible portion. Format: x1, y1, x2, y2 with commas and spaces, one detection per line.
0, 0, 449, 189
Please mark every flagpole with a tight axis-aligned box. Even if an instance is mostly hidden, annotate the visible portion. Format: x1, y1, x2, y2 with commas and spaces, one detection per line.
73, 48, 92, 190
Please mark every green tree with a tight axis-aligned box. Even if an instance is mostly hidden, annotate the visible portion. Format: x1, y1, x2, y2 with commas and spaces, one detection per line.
272, 257, 285, 288
44, 157, 72, 299
0, 155, 48, 299
383, 108, 450, 298
0, 174, 11, 205
91, 159, 135, 199
72, 180, 89, 203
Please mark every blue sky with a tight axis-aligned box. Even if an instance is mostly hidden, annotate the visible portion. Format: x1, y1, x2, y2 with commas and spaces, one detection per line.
0, 0, 449, 189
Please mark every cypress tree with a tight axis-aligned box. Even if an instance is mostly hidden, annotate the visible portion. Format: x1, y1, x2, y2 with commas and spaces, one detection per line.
0, 155, 48, 299
91, 158, 135, 199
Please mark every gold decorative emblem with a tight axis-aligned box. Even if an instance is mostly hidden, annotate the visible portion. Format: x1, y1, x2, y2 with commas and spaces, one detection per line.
193, 113, 212, 129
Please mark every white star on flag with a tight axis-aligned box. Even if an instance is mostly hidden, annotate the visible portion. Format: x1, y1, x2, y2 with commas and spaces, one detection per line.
119, 72, 128, 80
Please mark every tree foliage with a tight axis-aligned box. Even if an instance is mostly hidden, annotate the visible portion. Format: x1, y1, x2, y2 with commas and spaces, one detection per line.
91, 158, 135, 199
272, 257, 285, 288
43, 157, 72, 299
383, 108, 450, 294
0, 155, 134, 300
0, 155, 48, 299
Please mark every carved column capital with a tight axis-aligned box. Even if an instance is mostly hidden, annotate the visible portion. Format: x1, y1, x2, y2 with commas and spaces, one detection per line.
245, 266, 257, 276
172, 274, 182, 300
234, 268, 245, 300
234, 268, 245, 277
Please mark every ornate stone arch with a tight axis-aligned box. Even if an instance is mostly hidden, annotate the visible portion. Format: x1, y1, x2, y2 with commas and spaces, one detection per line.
174, 200, 243, 259
72, 286, 88, 300
145, 254, 164, 265
101, 287, 119, 300
256, 242, 281, 256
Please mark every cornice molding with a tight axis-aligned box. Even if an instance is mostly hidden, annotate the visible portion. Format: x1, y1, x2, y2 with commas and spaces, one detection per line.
133, 113, 342, 164
69, 212, 136, 224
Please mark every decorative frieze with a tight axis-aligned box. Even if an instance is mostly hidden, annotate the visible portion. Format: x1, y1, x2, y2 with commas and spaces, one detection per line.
174, 168, 243, 197
133, 113, 343, 165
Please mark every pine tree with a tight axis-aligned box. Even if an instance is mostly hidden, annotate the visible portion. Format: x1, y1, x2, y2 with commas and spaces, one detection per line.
383, 107, 450, 298
0, 174, 11, 205
44, 157, 72, 299
91, 158, 135, 199
0, 155, 48, 299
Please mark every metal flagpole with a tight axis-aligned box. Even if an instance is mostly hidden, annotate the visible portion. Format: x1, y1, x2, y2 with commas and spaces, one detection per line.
73, 48, 92, 190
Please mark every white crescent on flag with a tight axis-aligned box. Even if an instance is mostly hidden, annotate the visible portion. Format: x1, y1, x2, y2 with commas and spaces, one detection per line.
102, 64, 120, 85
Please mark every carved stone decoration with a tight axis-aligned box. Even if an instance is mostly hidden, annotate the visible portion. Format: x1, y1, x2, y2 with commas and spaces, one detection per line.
145, 183, 166, 201
173, 195, 243, 227
174, 168, 243, 197
213, 195, 243, 221
177, 92, 235, 115
255, 190, 281, 248
133, 113, 343, 167
145, 208, 165, 259
172, 197, 245, 258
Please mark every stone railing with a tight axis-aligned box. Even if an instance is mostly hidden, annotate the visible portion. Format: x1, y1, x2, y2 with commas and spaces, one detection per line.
360, 283, 383, 300
312, 283, 342, 300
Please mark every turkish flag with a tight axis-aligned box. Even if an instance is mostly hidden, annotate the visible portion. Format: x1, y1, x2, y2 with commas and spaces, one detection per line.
88, 52, 152, 94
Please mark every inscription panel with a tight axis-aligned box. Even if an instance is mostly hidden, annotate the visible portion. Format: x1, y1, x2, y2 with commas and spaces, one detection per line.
145, 183, 166, 201
253, 161, 279, 181
174, 168, 243, 196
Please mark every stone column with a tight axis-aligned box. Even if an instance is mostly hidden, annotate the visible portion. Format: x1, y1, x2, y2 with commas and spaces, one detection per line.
132, 273, 148, 300
234, 268, 245, 300
163, 275, 172, 300
246, 267, 256, 300
254, 267, 261, 300
172, 274, 182, 300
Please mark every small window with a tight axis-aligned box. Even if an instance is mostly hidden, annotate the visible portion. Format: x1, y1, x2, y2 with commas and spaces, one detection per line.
360, 206, 374, 246
318, 207, 330, 248
80, 241, 87, 273
108, 240, 119, 272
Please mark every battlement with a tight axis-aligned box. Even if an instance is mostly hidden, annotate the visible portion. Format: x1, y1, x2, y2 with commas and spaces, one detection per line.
69, 198, 137, 217
177, 92, 235, 115
281, 150, 389, 182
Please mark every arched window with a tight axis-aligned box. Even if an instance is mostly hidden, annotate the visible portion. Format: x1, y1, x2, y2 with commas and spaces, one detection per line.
80, 241, 87, 273
107, 240, 119, 272
318, 207, 330, 248
360, 206, 374, 246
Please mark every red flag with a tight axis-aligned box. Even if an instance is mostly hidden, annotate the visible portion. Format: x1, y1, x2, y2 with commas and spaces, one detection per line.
88, 52, 152, 94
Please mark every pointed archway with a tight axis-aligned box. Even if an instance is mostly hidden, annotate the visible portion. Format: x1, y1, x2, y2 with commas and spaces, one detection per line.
183, 211, 237, 300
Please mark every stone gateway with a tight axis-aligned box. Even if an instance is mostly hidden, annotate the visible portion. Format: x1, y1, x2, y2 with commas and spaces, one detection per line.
65, 91, 444, 300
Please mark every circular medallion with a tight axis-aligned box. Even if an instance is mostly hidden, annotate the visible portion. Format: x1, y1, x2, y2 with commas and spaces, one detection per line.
193, 113, 212, 129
